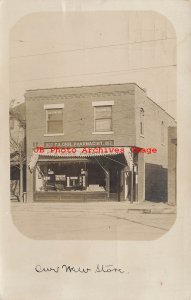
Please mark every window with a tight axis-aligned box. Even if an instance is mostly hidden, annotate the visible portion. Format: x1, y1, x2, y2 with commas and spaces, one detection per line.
94, 106, 112, 132
44, 104, 64, 135
92, 101, 114, 133
161, 121, 165, 144
140, 108, 144, 136
10, 117, 14, 130
46, 109, 63, 134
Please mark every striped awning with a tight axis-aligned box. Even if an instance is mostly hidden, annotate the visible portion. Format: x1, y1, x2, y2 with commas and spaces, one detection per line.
28, 147, 133, 172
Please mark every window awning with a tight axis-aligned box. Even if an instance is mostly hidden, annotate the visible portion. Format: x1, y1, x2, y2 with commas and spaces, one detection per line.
28, 147, 133, 172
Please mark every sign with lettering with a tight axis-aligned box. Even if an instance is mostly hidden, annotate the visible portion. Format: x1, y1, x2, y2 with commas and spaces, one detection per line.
55, 175, 66, 181
33, 140, 114, 148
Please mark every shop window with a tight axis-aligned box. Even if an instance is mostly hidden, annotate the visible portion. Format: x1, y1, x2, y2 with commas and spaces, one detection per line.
161, 121, 165, 145
35, 162, 106, 192
44, 104, 64, 135
140, 108, 144, 136
10, 117, 14, 130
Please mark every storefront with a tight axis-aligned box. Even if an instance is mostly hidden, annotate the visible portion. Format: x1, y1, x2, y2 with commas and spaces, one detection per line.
29, 147, 133, 202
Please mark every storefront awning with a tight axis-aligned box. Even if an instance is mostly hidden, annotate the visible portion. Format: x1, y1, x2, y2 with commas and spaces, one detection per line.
28, 147, 133, 172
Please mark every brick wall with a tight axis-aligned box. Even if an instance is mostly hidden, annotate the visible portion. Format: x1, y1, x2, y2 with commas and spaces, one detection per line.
134, 85, 176, 201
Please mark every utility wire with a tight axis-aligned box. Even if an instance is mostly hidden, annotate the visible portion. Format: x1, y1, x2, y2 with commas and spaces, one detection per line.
10, 37, 176, 59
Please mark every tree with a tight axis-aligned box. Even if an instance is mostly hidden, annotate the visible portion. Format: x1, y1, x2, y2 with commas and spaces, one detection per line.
10, 100, 26, 202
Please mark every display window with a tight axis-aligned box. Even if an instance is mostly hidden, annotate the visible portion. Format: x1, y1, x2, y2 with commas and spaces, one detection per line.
35, 161, 107, 192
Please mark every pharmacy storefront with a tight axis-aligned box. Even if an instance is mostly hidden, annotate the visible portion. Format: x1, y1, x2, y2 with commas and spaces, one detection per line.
28, 145, 134, 202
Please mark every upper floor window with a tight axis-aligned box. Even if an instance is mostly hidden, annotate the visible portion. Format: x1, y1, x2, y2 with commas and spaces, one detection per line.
140, 108, 144, 136
95, 106, 112, 132
44, 104, 64, 135
92, 101, 114, 134
161, 121, 165, 144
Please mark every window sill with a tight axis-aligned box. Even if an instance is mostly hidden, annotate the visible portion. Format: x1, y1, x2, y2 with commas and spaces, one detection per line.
92, 131, 114, 135
44, 133, 65, 137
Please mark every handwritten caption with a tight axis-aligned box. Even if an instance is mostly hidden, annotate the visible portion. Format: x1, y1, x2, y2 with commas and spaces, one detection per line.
35, 264, 126, 274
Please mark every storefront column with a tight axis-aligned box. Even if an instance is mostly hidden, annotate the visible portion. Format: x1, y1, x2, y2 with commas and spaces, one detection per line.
105, 171, 110, 198
117, 170, 121, 202
137, 152, 145, 202
124, 167, 130, 201
134, 164, 138, 202
130, 165, 134, 203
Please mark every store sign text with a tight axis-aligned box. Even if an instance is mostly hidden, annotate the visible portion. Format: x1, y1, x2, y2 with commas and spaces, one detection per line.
33, 140, 114, 148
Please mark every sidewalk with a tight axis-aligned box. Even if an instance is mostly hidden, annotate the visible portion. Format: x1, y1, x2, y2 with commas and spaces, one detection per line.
11, 200, 176, 214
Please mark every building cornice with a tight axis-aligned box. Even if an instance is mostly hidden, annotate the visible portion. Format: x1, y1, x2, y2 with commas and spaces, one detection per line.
26, 90, 135, 101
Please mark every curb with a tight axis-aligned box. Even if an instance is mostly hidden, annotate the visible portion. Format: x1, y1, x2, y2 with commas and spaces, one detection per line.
127, 208, 176, 214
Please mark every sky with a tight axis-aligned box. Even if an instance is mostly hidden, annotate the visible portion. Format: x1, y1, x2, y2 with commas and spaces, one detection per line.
9, 11, 176, 118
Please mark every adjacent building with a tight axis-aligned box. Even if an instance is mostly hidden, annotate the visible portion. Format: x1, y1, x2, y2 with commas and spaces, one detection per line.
10, 102, 26, 201
24, 83, 176, 203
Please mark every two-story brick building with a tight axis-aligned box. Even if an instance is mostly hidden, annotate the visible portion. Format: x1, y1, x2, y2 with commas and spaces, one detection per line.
25, 83, 176, 203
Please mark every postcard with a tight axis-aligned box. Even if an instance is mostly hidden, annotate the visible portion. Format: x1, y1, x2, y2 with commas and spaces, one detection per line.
0, 0, 191, 299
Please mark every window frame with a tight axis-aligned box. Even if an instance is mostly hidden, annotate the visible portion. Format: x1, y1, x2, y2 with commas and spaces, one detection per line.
44, 104, 65, 136
92, 101, 114, 135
